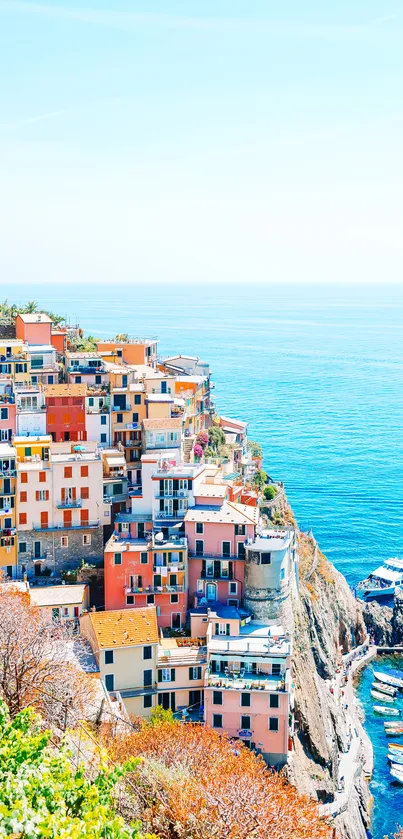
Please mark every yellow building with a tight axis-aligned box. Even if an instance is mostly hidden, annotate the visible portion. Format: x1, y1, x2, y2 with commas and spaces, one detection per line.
0, 442, 17, 577
157, 639, 207, 717
13, 435, 52, 463
80, 606, 159, 718
0, 340, 31, 385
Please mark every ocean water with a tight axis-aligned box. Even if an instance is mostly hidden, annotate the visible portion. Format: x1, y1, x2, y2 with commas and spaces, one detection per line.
12, 281, 403, 836
14, 282, 403, 588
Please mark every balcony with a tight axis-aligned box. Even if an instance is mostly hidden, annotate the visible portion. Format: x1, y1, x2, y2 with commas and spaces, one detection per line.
69, 365, 106, 375
205, 670, 285, 692
152, 535, 187, 548
124, 422, 139, 430
155, 490, 189, 499
112, 405, 131, 412
154, 510, 187, 521
104, 492, 126, 504
201, 569, 234, 581
17, 404, 46, 412
128, 486, 142, 496
0, 468, 16, 478
189, 550, 242, 561
153, 563, 185, 572
33, 520, 100, 531
1, 527, 16, 537
0, 394, 14, 404
125, 584, 185, 594
57, 499, 83, 509
125, 439, 141, 447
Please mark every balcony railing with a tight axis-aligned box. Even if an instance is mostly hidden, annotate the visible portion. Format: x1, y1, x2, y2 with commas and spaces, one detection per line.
128, 486, 142, 496
17, 404, 46, 412
0, 469, 16, 478
57, 499, 83, 509
124, 422, 139, 430
152, 535, 187, 548
126, 584, 185, 594
189, 550, 243, 560
201, 569, 234, 581
33, 520, 100, 531
125, 440, 141, 447
69, 365, 106, 375
112, 405, 131, 412
155, 490, 189, 499
153, 562, 185, 572
154, 510, 187, 520
0, 394, 14, 404
205, 670, 285, 692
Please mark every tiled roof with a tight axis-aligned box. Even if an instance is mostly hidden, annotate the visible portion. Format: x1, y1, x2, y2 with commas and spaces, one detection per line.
142, 418, 182, 430
30, 584, 87, 607
88, 607, 158, 648
45, 383, 87, 397
17, 313, 52, 323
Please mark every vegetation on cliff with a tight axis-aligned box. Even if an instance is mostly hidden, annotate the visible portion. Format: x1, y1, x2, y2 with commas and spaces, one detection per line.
0, 299, 65, 326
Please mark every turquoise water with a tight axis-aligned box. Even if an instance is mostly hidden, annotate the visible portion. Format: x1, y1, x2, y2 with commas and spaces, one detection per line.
14, 281, 403, 836
356, 657, 403, 839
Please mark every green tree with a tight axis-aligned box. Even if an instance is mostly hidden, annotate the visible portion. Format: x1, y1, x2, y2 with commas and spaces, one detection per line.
263, 484, 278, 501
248, 439, 263, 459
208, 426, 225, 451
0, 699, 150, 839
23, 300, 38, 313
253, 468, 268, 490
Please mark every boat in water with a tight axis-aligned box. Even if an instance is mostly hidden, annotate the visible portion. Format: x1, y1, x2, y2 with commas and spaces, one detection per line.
388, 743, 403, 752
372, 681, 398, 697
374, 671, 403, 690
388, 752, 403, 765
390, 767, 403, 784
371, 689, 396, 703
357, 558, 403, 600
374, 706, 401, 716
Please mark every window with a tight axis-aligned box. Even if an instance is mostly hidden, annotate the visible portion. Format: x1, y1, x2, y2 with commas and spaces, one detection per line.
80, 465, 88, 477
100, 433, 107, 443
229, 582, 237, 594
19, 491, 27, 503
134, 394, 141, 405
64, 466, 72, 478
143, 694, 152, 709
158, 668, 175, 683
40, 512, 48, 528
105, 674, 114, 691
147, 594, 154, 605
132, 412, 139, 423
117, 413, 123, 423
235, 524, 246, 536
241, 693, 251, 707
63, 414, 70, 425
215, 622, 230, 636
195, 540, 204, 556
261, 552, 271, 565
237, 542, 246, 559
0, 407, 8, 420
196, 579, 203, 593
126, 595, 134, 605
62, 606, 70, 618
61, 536, 69, 547
143, 669, 153, 687
19, 513, 27, 525
189, 666, 202, 680
101, 415, 107, 425
140, 552, 148, 564
83, 534, 91, 546
272, 663, 281, 676
24, 447, 32, 457
228, 599, 239, 607
19, 542, 27, 553
81, 486, 89, 499
21, 472, 28, 484
241, 715, 251, 731
75, 376, 81, 383
212, 714, 222, 728
105, 650, 114, 665
114, 553, 122, 565
36, 490, 48, 502
196, 522, 204, 534
270, 694, 279, 709
269, 717, 279, 732
213, 691, 222, 705
222, 541, 231, 557
39, 471, 46, 483
143, 645, 152, 660
48, 413, 56, 424
170, 593, 179, 604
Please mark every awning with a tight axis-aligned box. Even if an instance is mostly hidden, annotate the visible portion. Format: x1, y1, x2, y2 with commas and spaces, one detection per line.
106, 455, 126, 467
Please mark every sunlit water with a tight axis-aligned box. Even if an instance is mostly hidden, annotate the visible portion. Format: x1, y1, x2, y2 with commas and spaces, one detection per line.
13, 281, 403, 836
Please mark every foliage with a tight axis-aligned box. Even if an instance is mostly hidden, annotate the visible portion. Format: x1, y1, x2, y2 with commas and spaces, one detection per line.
0, 299, 66, 326
196, 431, 209, 449
208, 426, 226, 450
115, 333, 129, 342
68, 334, 98, 352
247, 439, 263, 459
203, 446, 216, 460
193, 443, 204, 460
0, 589, 97, 726
0, 699, 148, 839
263, 484, 278, 501
109, 719, 332, 839
253, 468, 268, 489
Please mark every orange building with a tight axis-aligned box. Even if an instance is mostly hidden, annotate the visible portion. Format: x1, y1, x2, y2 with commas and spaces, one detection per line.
15, 313, 52, 346
45, 383, 87, 442
97, 339, 158, 367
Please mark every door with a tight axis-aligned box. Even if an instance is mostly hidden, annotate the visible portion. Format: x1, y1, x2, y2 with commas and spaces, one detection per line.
206, 583, 216, 601
34, 540, 41, 559
164, 499, 173, 517
164, 479, 173, 496
189, 690, 201, 708
159, 692, 170, 711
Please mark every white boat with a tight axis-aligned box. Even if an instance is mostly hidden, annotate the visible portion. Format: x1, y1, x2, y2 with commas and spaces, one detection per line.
390, 767, 403, 784
374, 706, 401, 716
371, 689, 396, 703
374, 671, 403, 690
357, 558, 403, 600
388, 743, 403, 752
372, 681, 397, 697
388, 752, 403, 765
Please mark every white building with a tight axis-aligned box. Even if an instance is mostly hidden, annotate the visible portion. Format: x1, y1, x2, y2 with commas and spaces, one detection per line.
15, 385, 47, 437
85, 392, 111, 446
28, 345, 59, 386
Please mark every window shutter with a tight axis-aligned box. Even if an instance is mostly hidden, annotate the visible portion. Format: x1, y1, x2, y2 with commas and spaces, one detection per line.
171, 669, 175, 682
189, 667, 194, 681
72, 486, 76, 500
215, 623, 219, 636
61, 487, 66, 502
226, 624, 230, 636
197, 667, 202, 680
202, 559, 206, 576
46, 490, 49, 501
158, 669, 162, 682
229, 561, 233, 579
159, 500, 164, 512
173, 498, 178, 511
159, 480, 164, 493
214, 560, 220, 578
36, 491, 39, 501
173, 479, 179, 490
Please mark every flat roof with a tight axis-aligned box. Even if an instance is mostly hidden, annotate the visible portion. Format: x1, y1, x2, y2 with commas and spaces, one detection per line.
185, 501, 259, 526
30, 584, 87, 607
146, 393, 174, 402
17, 313, 52, 323
143, 418, 182, 430
0, 442, 16, 455
248, 530, 291, 552
87, 607, 158, 649
194, 484, 227, 498
28, 344, 56, 352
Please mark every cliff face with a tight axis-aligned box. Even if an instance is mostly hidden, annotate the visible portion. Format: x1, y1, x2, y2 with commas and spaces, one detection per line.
289, 532, 371, 839
363, 587, 403, 645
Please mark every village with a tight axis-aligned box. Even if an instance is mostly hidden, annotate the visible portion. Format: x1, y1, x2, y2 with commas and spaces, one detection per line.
0, 311, 298, 766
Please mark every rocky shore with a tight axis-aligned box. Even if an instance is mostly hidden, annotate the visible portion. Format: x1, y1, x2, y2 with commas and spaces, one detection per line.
363, 588, 403, 646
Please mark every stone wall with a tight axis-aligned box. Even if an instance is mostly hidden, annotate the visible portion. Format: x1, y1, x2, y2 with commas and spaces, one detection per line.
18, 526, 104, 577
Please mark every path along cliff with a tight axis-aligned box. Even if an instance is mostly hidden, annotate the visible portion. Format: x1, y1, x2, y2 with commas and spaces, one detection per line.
271, 494, 372, 839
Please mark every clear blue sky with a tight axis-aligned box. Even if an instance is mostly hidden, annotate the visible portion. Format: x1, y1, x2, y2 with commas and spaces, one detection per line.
0, 0, 402, 286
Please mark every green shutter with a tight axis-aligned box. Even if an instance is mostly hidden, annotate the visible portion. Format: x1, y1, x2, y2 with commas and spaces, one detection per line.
171, 669, 175, 682
226, 624, 230, 636
158, 669, 162, 682
215, 623, 219, 636
189, 667, 194, 681
197, 667, 202, 680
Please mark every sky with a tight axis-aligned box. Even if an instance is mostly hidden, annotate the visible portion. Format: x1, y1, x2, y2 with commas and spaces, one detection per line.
0, 0, 402, 286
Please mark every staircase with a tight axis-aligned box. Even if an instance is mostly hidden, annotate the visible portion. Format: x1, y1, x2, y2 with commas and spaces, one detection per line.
183, 435, 195, 463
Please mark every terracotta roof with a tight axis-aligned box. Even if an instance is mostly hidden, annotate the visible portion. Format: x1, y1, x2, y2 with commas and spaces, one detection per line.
88, 607, 158, 649
142, 418, 182, 430
44, 383, 87, 397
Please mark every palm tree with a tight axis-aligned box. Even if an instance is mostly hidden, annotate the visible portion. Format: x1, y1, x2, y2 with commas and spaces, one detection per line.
24, 301, 38, 313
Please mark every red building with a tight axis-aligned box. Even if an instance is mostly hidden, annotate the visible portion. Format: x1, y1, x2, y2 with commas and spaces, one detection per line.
104, 515, 187, 630
44, 383, 87, 442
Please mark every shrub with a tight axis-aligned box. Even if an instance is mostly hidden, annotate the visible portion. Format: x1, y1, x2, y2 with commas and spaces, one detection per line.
196, 431, 209, 449
264, 484, 278, 501
193, 443, 204, 460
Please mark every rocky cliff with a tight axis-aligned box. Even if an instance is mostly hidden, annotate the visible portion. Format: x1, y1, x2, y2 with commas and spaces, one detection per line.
288, 530, 372, 839
363, 587, 403, 646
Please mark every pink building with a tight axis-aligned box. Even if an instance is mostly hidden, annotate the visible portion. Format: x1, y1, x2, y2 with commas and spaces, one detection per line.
185, 501, 258, 609
0, 379, 16, 442
15, 313, 52, 346
202, 609, 293, 767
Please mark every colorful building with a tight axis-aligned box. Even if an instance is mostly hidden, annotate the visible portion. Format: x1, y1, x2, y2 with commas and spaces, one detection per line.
0, 378, 16, 442
86, 389, 111, 447
15, 312, 52, 346
80, 605, 159, 718
15, 437, 104, 577
45, 383, 87, 442
66, 351, 109, 387
29, 582, 90, 622
157, 638, 207, 715
0, 340, 30, 384
15, 384, 47, 437
0, 442, 17, 578
97, 339, 159, 368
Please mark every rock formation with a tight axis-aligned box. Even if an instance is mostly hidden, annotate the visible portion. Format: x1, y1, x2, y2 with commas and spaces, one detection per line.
362, 587, 403, 646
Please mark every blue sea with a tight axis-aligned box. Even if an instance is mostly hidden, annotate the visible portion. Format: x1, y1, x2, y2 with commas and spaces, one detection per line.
14, 281, 403, 837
